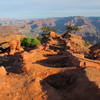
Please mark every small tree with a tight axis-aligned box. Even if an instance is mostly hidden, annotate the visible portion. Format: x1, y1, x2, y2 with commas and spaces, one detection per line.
41, 26, 58, 34
39, 26, 58, 44
67, 24, 80, 33
62, 24, 80, 38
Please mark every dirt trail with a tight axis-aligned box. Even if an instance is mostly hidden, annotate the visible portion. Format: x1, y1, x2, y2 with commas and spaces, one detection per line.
74, 53, 100, 69
0, 49, 100, 100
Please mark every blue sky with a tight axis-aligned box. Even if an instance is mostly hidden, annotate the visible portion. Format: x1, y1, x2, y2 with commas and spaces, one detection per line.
0, 0, 100, 19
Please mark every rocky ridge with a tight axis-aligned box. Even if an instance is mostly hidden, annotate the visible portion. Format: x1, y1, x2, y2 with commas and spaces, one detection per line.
0, 32, 100, 100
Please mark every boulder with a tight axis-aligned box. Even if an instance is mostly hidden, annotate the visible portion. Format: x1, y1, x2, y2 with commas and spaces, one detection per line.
80, 60, 100, 69
50, 32, 56, 38
0, 66, 7, 76
9, 40, 23, 55
89, 43, 100, 60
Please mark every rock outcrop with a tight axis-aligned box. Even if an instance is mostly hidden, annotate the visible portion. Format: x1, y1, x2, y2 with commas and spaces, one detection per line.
47, 32, 89, 54
9, 40, 23, 55
89, 43, 100, 60
0, 39, 23, 55
0, 66, 7, 76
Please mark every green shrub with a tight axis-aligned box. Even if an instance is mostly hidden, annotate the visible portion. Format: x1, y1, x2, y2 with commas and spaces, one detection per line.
82, 41, 90, 47
21, 37, 40, 48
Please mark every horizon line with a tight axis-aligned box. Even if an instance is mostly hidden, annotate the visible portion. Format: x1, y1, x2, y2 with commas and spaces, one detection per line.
0, 16, 100, 20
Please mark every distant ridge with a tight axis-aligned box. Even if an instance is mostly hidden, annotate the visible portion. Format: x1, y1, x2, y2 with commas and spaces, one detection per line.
0, 16, 100, 43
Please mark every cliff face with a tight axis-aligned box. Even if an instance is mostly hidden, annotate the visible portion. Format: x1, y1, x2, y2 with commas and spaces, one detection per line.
0, 26, 20, 37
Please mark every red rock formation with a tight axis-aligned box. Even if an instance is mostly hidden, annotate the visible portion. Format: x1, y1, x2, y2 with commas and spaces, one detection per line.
9, 40, 23, 55
89, 43, 100, 60
0, 66, 7, 76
